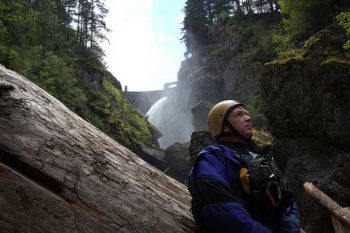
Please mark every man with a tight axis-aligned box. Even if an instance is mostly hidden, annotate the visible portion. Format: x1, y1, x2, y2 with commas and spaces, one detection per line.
188, 100, 300, 233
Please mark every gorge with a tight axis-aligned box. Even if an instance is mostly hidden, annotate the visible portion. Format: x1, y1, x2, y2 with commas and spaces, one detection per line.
0, 0, 349, 232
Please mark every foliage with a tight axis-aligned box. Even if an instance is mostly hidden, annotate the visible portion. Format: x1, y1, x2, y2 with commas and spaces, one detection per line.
182, 0, 279, 56
337, 11, 350, 49
182, 0, 209, 56
102, 80, 152, 147
29, 53, 88, 112
271, 24, 294, 53
182, 0, 349, 57
75, 0, 109, 48
272, 0, 350, 56
277, 0, 333, 43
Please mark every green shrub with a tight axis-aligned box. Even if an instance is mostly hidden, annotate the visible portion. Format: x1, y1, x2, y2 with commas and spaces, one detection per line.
337, 12, 350, 49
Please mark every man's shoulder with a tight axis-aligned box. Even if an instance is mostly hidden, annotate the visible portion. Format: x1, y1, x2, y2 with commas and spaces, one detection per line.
196, 144, 241, 162
199, 144, 228, 155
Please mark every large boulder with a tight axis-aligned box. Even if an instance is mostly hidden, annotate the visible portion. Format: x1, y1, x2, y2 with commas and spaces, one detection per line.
189, 131, 215, 159
165, 142, 192, 185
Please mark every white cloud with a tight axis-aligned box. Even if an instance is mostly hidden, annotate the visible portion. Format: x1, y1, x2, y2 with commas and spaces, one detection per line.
102, 0, 185, 91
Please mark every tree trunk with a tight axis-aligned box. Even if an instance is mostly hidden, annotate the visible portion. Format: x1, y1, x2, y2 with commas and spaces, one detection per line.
304, 182, 350, 232
0, 65, 197, 233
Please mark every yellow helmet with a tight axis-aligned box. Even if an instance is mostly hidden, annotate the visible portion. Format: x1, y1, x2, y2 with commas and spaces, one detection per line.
208, 100, 244, 138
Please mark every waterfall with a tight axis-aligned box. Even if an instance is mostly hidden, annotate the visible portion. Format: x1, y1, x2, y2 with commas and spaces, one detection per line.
146, 97, 168, 130
146, 96, 194, 149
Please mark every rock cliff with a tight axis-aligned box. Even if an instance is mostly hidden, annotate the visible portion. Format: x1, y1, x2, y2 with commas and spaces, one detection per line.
176, 15, 279, 131
260, 27, 350, 232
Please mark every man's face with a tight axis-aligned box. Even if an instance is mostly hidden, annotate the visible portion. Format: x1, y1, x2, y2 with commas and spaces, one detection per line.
224, 106, 253, 140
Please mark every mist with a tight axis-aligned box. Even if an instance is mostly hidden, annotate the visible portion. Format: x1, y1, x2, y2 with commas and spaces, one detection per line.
146, 86, 194, 149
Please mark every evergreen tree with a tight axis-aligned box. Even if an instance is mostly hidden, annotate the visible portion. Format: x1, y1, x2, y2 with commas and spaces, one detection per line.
61, 0, 78, 26
231, 0, 242, 15
212, 0, 233, 18
75, 0, 108, 51
182, 0, 209, 56
0, 0, 38, 70
89, 0, 109, 50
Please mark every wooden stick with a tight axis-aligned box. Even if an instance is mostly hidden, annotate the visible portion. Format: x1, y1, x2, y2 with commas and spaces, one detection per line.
304, 182, 350, 228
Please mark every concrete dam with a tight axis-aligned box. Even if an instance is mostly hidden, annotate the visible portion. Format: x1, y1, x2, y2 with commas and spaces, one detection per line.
123, 81, 177, 115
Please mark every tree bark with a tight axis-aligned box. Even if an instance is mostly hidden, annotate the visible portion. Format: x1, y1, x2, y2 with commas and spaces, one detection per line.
304, 182, 350, 231
0, 65, 197, 233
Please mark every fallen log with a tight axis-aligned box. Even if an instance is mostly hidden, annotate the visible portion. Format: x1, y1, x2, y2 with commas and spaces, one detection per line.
304, 182, 350, 233
0, 65, 197, 232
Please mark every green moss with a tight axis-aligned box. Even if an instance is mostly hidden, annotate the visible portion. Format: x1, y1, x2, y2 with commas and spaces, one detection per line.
267, 51, 305, 65
103, 79, 123, 102
321, 56, 350, 66
269, 29, 350, 66
251, 129, 273, 154
336, 12, 350, 49
86, 113, 106, 131
88, 92, 110, 116
268, 35, 323, 65
101, 79, 152, 148
302, 35, 320, 50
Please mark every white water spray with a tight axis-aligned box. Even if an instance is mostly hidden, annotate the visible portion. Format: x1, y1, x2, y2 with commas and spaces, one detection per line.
146, 96, 194, 149
146, 97, 168, 129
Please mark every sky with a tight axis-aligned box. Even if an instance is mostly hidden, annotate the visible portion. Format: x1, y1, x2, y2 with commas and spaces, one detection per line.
102, 0, 187, 91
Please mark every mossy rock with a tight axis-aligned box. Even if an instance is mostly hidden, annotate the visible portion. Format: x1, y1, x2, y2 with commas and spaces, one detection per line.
77, 70, 153, 151
249, 129, 273, 155
269, 26, 349, 65
189, 130, 214, 159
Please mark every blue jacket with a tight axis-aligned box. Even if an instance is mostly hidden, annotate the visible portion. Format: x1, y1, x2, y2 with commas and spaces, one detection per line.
188, 144, 300, 233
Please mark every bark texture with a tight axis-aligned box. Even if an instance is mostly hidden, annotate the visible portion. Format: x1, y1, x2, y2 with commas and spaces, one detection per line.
0, 65, 197, 233
304, 182, 350, 232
